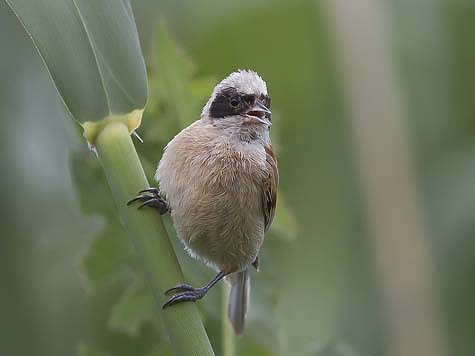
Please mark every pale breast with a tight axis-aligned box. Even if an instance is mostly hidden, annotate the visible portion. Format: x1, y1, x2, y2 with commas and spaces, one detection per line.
155, 120, 268, 272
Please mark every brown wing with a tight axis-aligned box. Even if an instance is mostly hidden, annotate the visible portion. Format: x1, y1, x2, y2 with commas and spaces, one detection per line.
263, 144, 279, 232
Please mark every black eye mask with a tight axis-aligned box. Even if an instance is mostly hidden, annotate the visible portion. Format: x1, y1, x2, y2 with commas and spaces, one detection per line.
209, 87, 271, 119
209, 87, 245, 118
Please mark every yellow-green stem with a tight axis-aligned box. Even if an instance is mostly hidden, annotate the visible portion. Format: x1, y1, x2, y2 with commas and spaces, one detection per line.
95, 121, 214, 356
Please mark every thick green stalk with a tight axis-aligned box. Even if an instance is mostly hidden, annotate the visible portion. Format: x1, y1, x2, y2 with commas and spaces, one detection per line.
95, 121, 215, 356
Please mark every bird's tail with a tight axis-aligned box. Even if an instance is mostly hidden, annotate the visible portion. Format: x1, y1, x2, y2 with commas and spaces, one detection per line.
227, 269, 250, 335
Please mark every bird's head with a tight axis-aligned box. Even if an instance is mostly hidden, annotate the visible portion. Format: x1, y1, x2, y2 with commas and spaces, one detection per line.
201, 70, 272, 129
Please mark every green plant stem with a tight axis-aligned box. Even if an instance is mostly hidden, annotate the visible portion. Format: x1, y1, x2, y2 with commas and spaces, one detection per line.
95, 121, 215, 356
222, 283, 236, 356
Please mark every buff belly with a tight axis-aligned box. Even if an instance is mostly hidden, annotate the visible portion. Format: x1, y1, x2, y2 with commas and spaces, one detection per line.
157, 142, 266, 271
168, 176, 265, 273
156, 120, 268, 273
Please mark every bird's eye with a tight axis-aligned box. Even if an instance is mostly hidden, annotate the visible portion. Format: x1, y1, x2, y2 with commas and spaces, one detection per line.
230, 96, 240, 108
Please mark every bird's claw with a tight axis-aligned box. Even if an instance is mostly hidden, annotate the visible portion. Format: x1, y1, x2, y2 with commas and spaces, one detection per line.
127, 188, 169, 215
139, 188, 160, 195
164, 284, 195, 295
162, 287, 206, 309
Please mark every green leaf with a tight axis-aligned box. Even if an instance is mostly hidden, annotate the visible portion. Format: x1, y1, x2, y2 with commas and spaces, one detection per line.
140, 24, 216, 152
3, 0, 147, 123
108, 283, 155, 336
81, 224, 135, 289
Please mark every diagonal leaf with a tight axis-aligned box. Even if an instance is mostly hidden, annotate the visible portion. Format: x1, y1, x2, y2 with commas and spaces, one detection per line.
81, 224, 135, 289
108, 282, 155, 337
3, 0, 147, 123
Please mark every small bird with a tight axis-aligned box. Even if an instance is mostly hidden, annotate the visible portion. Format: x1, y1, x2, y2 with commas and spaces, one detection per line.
128, 70, 278, 335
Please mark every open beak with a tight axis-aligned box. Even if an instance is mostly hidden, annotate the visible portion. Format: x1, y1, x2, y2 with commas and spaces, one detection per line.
246, 101, 272, 126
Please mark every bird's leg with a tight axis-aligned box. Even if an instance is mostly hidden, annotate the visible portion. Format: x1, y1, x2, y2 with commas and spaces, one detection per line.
162, 271, 227, 309
127, 188, 169, 215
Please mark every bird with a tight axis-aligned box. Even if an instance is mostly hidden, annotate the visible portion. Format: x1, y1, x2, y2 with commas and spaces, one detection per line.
128, 70, 278, 335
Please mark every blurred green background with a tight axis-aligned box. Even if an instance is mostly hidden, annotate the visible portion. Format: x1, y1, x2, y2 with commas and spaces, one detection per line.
1, 0, 474, 355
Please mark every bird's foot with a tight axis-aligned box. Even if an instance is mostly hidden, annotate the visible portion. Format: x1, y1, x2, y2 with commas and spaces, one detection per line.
127, 188, 169, 215
162, 285, 207, 308
162, 271, 226, 309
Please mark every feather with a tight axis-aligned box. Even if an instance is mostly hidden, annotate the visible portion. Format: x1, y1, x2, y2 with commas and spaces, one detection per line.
263, 144, 279, 232
227, 270, 250, 335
